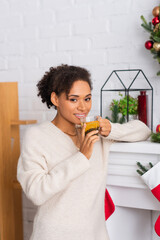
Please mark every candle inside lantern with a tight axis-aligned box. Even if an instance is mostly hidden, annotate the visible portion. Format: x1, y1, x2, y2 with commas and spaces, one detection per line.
138, 91, 148, 125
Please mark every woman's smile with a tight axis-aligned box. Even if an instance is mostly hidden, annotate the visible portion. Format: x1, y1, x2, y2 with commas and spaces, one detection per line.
51, 80, 92, 132
74, 113, 87, 119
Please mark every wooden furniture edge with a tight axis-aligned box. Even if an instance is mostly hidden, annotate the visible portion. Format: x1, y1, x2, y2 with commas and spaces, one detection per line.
11, 120, 37, 125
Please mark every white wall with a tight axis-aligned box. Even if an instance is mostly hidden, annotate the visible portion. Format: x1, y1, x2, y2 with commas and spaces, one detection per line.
0, 0, 160, 239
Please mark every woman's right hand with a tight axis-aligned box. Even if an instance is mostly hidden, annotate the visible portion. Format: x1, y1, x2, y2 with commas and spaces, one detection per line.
79, 123, 99, 160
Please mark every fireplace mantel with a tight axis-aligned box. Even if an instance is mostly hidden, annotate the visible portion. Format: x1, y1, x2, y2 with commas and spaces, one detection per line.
107, 141, 160, 211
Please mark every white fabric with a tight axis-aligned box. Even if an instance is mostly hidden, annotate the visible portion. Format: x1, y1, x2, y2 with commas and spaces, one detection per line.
141, 162, 160, 190
17, 120, 151, 240
107, 120, 151, 142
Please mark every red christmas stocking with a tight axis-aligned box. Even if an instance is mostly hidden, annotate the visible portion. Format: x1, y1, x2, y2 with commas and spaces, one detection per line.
142, 163, 160, 236
152, 184, 160, 236
104, 188, 115, 220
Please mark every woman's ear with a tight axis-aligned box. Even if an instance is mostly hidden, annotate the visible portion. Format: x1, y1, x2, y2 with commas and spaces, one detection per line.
51, 92, 59, 107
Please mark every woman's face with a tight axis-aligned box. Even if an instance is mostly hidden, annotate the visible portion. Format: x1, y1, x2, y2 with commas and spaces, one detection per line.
52, 80, 92, 126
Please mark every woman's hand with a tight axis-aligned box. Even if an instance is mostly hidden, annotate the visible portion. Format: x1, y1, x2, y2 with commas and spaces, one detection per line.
98, 117, 111, 137
79, 123, 99, 160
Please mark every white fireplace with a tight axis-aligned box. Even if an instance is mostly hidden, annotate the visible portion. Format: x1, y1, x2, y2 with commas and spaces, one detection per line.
106, 141, 160, 240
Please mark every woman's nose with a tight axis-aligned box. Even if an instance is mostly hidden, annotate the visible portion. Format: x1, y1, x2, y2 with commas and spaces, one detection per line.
77, 100, 85, 110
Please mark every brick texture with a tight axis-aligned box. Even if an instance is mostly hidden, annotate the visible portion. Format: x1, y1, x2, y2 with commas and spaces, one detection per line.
0, 1, 159, 239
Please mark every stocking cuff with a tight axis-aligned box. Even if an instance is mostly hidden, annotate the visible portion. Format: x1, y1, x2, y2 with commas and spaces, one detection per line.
141, 162, 160, 193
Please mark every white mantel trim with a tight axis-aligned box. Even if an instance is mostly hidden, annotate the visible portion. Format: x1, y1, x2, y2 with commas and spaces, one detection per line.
110, 141, 160, 155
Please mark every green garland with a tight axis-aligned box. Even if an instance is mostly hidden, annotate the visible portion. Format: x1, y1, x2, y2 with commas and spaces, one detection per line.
151, 132, 160, 143
141, 6, 160, 76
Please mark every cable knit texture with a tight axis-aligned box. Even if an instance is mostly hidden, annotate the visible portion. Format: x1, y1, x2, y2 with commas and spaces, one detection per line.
17, 120, 151, 240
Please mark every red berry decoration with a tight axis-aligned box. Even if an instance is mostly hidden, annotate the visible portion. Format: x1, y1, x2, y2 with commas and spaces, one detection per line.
152, 16, 160, 25
145, 40, 153, 50
156, 124, 160, 133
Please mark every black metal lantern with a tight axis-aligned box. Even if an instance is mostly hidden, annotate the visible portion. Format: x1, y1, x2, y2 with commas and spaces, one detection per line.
100, 69, 153, 130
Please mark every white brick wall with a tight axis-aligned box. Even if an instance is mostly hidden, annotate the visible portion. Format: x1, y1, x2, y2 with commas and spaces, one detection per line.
0, 0, 160, 239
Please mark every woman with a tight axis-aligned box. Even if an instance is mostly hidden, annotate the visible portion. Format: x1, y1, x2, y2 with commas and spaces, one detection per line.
17, 64, 151, 240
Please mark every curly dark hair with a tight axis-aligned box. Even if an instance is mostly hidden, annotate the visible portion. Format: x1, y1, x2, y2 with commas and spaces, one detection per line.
37, 64, 92, 109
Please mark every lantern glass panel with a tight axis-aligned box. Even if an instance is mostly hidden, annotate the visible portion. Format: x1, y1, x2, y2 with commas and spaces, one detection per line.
100, 69, 153, 130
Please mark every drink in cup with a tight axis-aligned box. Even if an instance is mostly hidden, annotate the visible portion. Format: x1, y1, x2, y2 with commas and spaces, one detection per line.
80, 116, 100, 135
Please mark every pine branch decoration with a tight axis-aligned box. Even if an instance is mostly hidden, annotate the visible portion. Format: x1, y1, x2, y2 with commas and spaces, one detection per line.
151, 132, 160, 143
136, 161, 154, 176
141, 6, 160, 76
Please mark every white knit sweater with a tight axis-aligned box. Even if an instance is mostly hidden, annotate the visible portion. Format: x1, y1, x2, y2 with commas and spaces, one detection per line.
17, 120, 151, 240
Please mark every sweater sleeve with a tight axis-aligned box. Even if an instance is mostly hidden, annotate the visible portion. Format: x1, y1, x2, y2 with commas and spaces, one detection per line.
17, 127, 90, 206
103, 120, 151, 142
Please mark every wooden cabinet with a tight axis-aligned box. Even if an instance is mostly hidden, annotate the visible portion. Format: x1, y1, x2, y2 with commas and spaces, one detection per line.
0, 82, 37, 240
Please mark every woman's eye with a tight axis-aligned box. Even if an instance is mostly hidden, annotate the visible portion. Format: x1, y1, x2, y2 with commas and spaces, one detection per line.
70, 99, 77, 102
85, 97, 91, 102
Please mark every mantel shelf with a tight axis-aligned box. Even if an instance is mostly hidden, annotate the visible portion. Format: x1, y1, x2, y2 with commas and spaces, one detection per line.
11, 120, 37, 125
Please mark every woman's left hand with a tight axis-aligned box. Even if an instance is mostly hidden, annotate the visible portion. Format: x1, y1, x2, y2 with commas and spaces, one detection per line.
98, 117, 111, 137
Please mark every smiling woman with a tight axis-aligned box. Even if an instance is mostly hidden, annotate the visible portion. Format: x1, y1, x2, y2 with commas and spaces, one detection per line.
50, 80, 93, 149
51, 81, 92, 127
17, 64, 151, 240
37, 65, 94, 149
